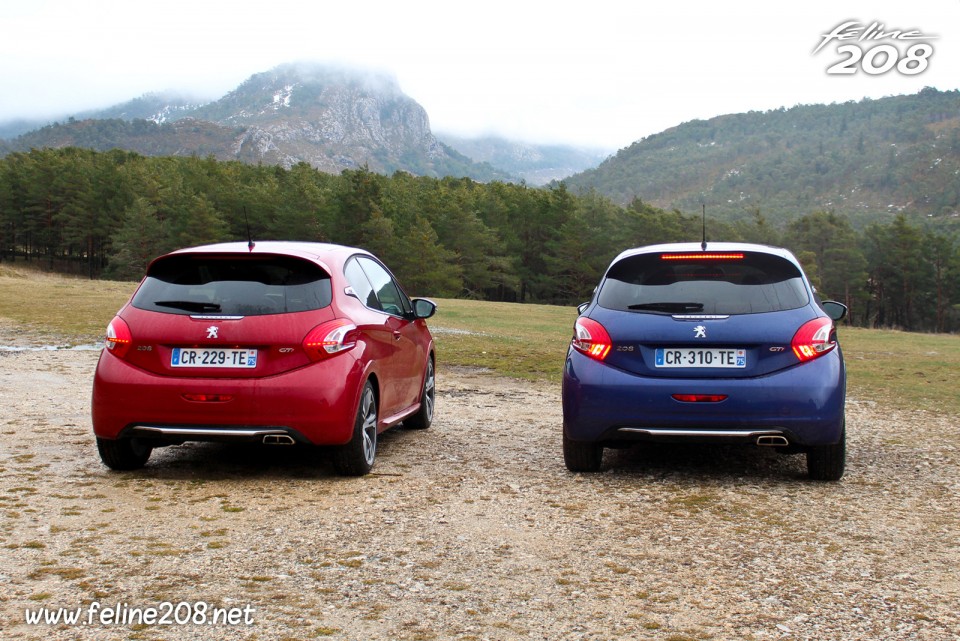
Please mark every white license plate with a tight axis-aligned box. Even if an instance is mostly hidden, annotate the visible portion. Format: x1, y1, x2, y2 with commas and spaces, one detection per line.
655, 348, 746, 368
171, 348, 258, 368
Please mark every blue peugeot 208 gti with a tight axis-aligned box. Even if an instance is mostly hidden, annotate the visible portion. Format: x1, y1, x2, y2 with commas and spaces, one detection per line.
562, 242, 848, 481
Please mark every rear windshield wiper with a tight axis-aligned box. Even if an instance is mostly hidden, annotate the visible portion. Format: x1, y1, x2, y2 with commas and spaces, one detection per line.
153, 300, 222, 313
628, 302, 704, 313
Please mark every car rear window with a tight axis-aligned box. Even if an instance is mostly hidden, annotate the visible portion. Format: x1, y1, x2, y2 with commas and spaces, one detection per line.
132, 254, 333, 316
597, 251, 809, 315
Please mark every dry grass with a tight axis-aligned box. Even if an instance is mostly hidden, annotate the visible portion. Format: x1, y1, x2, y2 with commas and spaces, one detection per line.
0, 264, 135, 341
1, 265, 957, 414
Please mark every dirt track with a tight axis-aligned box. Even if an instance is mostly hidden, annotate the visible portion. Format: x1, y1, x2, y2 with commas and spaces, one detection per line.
1, 339, 959, 640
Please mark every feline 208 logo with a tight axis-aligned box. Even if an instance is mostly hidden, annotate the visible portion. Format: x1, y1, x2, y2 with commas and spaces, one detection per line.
814, 21, 937, 76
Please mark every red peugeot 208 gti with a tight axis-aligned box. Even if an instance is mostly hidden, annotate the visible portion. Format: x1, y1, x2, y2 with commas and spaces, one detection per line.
92, 241, 436, 476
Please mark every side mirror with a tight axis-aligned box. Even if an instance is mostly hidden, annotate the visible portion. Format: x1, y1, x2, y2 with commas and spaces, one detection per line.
822, 300, 848, 322
577, 302, 590, 315
412, 298, 437, 320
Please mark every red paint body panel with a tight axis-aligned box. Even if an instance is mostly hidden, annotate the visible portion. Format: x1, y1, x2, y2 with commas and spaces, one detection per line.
91, 241, 435, 458
92, 344, 365, 445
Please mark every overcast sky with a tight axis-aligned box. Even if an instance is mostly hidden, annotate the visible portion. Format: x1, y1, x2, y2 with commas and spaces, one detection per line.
1, 1, 958, 150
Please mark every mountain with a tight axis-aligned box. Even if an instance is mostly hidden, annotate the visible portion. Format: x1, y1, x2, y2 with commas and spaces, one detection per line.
0, 92, 212, 139
1, 64, 511, 181
437, 134, 611, 186
0, 118, 52, 140
563, 87, 960, 228
8, 118, 246, 158
73, 92, 206, 123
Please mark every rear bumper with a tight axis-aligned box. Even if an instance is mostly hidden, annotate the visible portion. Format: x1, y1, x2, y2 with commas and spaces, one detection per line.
118, 425, 306, 446
92, 350, 365, 446
562, 348, 845, 447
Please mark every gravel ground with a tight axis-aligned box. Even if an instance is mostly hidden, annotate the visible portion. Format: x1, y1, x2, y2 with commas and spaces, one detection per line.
1, 328, 959, 641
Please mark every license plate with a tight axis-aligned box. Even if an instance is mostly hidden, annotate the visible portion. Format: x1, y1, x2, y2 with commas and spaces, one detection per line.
171, 348, 258, 368
655, 348, 746, 368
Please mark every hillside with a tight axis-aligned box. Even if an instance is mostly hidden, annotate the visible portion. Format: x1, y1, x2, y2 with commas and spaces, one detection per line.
437, 134, 611, 186
73, 92, 205, 123
7, 118, 244, 158
563, 88, 960, 229
2, 64, 510, 182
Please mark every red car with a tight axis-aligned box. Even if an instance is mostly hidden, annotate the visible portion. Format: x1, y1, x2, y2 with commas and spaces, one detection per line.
92, 241, 436, 476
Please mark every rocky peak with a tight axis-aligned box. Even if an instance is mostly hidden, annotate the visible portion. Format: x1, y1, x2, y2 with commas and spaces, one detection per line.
187, 63, 444, 173
2, 63, 512, 181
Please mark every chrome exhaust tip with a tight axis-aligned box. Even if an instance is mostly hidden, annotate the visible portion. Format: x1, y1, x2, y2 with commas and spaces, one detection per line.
756, 435, 789, 447
263, 434, 295, 445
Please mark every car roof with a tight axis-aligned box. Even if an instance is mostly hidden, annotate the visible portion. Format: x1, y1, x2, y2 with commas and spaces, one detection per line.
610, 242, 801, 267
160, 241, 372, 270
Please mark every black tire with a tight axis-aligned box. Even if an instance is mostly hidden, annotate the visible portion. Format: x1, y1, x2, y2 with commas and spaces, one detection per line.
334, 382, 378, 476
97, 437, 152, 471
405, 357, 435, 430
563, 433, 603, 472
806, 423, 846, 481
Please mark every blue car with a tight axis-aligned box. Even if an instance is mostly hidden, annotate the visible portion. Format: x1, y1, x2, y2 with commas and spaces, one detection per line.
562, 242, 848, 481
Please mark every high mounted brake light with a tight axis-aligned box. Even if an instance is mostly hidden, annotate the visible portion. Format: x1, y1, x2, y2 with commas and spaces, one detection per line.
661, 253, 744, 261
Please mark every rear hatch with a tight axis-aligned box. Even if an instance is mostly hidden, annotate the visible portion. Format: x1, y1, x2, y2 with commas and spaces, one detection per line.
117, 252, 337, 378
591, 249, 818, 378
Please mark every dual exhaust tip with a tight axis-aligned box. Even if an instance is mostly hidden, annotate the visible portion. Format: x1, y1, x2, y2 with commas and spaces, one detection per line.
756, 434, 790, 447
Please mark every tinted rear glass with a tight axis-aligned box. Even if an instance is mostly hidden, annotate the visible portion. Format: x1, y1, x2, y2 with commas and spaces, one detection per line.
132, 254, 332, 316
598, 251, 809, 314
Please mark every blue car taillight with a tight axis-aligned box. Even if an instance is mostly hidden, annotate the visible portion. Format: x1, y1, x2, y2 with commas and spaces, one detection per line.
792, 317, 836, 362
571, 318, 612, 361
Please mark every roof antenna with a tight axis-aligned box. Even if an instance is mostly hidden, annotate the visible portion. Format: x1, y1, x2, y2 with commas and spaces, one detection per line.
701, 203, 707, 251
244, 207, 255, 252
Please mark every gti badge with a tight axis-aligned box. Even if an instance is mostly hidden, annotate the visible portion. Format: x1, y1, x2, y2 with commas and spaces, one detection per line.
694, 325, 707, 339
206, 326, 219, 339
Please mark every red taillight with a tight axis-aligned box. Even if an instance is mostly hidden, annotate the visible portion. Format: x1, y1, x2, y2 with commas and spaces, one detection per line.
182, 394, 234, 403
571, 318, 612, 361
661, 253, 744, 261
672, 394, 728, 403
303, 319, 359, 361
104, 317, 132, 359
791, 317, 836, 362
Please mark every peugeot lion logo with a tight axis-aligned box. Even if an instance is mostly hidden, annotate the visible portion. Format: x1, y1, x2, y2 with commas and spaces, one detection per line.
206, 326, 219, 339
694, 325, 707, 339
